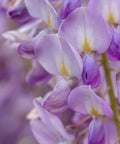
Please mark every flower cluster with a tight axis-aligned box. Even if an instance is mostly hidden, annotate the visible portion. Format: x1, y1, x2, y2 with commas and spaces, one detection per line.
1, 0, 120, 144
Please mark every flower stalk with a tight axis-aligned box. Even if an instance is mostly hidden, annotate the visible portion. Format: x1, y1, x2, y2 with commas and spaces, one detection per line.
101, 53, 120, 138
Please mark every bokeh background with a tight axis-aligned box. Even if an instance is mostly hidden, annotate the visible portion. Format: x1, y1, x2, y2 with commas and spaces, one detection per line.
0, 1, 50, 144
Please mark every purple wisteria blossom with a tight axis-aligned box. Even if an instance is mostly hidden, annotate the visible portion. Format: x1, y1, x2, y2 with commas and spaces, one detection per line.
1, 0, 120, 144
30, 98, 74, 144
107, 27, 120, 61
3, 0, 33, 24
82, 54, 100, 88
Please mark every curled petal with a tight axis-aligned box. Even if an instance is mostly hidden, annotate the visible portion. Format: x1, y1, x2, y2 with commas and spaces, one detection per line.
88, 117, 105, 144
18, 40, 35, 59
68, 86, 113, 118
43, 79, 70, 114
60, 0, 81, 19
82, 54, 100, 88
59, 7, 112, 53
6, 0, 32, 24
35, 34, 83, 79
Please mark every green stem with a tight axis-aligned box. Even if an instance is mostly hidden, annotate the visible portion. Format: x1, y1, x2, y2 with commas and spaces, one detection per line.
101, 53, 120, 138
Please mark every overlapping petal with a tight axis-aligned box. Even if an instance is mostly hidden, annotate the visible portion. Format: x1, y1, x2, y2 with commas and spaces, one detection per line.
30, 118, 59, 144
34, 98, 74, 140
18, 40, 35, 59
43, 79, 70, 114
68, 86, 113, 118
59, 7, 112, 53
88, 0, 120, 25
35, 34, 83, 79
25, 0, 61, 30
31, 117, 74, 144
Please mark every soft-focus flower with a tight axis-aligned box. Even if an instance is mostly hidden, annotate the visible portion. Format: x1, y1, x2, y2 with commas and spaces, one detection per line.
2, 0, 33, 25
1, 0, 120, 144
30, 98, 74, 144
26, 61, 52, 85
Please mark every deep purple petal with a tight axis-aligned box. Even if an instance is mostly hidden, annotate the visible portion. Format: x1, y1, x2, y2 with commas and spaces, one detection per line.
107, 27, 120, 61
107, 42, 120, 61
88, 117, 105, 144
82, 54, 100, 88
60, 0, 81, 19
